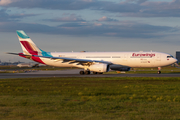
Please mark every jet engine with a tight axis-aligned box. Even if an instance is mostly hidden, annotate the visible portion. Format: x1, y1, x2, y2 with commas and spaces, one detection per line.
110, 65, 131, 71
89, 63, 110, 72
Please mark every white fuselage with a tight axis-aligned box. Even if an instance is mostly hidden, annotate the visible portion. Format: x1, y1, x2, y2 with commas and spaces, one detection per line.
40, 52, 177, 68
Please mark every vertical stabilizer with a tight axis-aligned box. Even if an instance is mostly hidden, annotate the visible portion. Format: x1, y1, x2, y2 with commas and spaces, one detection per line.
16, 30, 41, 55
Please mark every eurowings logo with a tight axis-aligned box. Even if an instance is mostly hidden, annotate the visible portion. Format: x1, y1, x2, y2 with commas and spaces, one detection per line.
132, 53, 155, 58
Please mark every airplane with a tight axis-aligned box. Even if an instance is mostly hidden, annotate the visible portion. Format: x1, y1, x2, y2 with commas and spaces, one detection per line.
17, 63, 46, 68
7, 30, 177, 75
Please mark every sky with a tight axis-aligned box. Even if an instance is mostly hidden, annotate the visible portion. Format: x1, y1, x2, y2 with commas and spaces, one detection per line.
0, 0, 180, 62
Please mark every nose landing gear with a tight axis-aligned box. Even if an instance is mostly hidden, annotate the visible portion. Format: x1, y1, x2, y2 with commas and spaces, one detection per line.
158, 71, 161, 74
158, 67, 161, 74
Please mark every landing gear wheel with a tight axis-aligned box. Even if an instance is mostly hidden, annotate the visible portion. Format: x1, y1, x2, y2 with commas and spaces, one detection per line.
157, 67, 161, 74
80, 71, 84, 75
98, 72, 103, 74
158, 71, 161, 74
85, 71, 91, 75
93, 72, 97, 74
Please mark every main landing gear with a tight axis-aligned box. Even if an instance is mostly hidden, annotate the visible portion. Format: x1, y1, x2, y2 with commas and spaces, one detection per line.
158, 67, 161, 74
158, 71, 161, 74
79, 71, 103, 75
79, 71, 90, 75
93, 72, 103, 74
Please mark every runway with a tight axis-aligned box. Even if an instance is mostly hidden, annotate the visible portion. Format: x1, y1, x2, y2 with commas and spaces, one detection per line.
0, 69, 180, 79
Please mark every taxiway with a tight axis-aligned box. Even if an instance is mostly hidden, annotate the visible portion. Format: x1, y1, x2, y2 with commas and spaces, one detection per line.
0, 69, 180, 79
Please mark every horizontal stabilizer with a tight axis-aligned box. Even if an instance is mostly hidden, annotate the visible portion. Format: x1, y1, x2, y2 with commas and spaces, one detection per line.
6, 52, 32, 56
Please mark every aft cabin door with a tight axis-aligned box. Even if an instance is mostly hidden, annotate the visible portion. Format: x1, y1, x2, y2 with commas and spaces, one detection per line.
123, 54, 128, 61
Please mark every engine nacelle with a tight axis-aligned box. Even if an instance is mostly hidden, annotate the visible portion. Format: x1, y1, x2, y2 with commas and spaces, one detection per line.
89, 64, 110, 72
110, 65, 131, 71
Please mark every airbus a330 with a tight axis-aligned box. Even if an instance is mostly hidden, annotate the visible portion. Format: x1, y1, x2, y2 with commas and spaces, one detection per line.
8, 30, 177, 75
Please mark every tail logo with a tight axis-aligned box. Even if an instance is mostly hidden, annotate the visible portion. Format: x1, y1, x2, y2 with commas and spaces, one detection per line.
16, 30, 46, 64
20, 41, 38, 55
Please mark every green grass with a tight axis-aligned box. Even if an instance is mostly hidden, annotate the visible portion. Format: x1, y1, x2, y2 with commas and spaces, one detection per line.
0, 77, 180, 119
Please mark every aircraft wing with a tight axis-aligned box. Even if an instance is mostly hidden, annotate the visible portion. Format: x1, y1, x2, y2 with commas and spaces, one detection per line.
7, 52, 112, 65
33, 55, 113, 65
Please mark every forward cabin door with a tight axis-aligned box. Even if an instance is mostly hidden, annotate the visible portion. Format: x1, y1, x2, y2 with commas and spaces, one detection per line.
154, 54, 161, 66
156, 54, 161, 61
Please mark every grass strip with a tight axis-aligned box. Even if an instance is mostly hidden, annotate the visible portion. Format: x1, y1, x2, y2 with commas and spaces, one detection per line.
0, 77, 180, 120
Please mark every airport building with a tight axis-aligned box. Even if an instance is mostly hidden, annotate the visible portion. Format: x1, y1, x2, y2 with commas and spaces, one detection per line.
176, 51, 180, 63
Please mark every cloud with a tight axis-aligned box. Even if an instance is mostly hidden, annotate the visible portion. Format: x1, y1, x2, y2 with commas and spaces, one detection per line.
0, 20, 178, 39
0, 0, 179, 39
0, 9, 39, 22
1, 0, 104, 10
45, 14, 85, 22
1, 0, 180, 17
0, 22, 58, 33
122, 0, 148, 4
112, 0, 180, 17
100, 2, 141, 13
0, 9, 10, 22
58, 22, 88, 29
0, 0, 18, 5
97, 16, 118, 22
135, 0, 180, 17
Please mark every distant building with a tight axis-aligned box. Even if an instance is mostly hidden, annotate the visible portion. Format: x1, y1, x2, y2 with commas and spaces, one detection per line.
0, 61, 24, 66
17, 63, 46, 68
176, 51, 180, 63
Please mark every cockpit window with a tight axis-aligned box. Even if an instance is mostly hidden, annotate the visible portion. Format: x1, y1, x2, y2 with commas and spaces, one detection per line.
167, 56, 174, 58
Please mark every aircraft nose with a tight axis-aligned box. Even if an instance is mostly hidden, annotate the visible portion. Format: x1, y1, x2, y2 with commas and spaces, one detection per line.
173, 58, 178, 63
